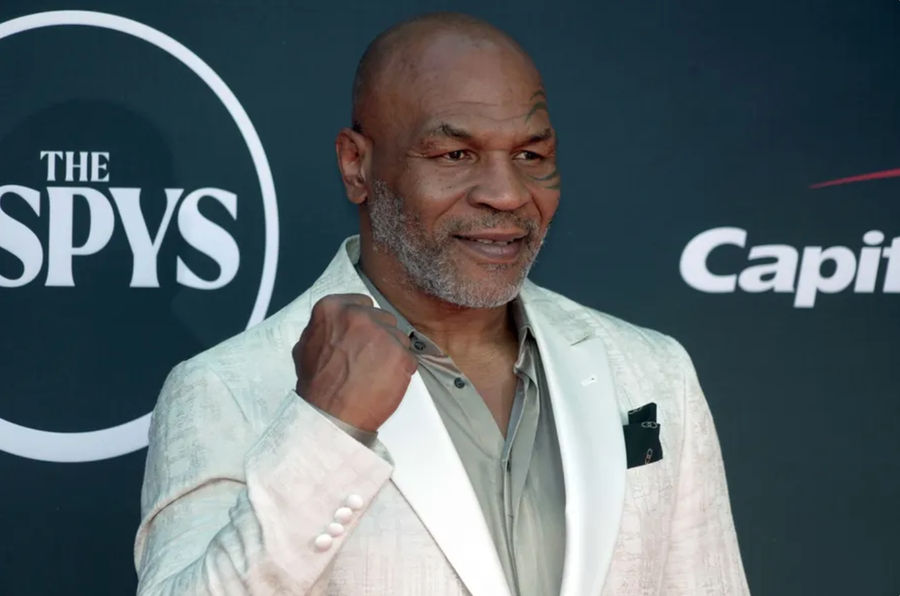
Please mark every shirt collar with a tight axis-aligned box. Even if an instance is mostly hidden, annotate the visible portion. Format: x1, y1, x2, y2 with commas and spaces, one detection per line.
354, 264, 535, 357
508, 294, 534, 347
355, 265, 417, 335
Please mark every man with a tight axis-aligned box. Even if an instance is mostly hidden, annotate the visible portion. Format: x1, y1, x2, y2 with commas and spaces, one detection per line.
135, 12, 749, 596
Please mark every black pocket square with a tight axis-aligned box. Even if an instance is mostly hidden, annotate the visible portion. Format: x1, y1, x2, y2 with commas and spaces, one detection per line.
623, 402, 663, 469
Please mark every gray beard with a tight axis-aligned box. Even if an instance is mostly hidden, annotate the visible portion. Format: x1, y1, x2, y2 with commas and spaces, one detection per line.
366, 179, 545, 308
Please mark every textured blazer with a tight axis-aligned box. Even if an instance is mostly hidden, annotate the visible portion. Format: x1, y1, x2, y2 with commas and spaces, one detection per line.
134, 236, 750, 595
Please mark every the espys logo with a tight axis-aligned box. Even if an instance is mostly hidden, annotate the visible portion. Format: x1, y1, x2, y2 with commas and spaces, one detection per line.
680, 168, 900, 307
0, 11, 278, 462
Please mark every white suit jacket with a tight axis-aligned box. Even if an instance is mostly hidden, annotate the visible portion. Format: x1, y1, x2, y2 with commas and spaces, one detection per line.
135, 236, 750, 595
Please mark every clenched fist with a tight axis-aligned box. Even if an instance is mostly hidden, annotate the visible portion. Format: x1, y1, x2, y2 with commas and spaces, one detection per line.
293, 294, 418, 432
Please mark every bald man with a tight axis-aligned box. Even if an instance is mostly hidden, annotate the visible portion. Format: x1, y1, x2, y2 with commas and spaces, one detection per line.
135, 13, 749, 596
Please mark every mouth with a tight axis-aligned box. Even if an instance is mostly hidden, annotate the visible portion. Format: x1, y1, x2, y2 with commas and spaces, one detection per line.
453, 231, 527, 262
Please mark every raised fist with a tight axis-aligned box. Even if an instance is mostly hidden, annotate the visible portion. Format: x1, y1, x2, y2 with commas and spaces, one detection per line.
293, 293, 418, 432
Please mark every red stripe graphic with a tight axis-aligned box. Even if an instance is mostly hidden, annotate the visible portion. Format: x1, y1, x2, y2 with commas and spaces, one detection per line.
809, 167, 900, 189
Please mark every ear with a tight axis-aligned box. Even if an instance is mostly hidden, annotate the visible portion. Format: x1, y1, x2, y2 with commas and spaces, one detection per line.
335, 127, 371, 205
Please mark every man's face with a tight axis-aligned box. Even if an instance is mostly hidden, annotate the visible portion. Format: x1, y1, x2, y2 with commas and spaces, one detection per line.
363, 35, 560, 308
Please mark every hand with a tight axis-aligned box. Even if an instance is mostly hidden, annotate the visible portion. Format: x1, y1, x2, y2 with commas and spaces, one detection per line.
293, 293, 418, 432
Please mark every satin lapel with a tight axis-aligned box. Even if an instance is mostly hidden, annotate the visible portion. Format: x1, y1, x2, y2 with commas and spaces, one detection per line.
379, 374, 512, 596
523, 295, 626, 596
303, 239, 523, 596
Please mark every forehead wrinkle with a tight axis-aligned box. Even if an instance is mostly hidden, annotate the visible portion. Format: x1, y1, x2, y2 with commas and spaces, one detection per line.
424, 122, 472, 140
525, 127, 554, 144
413, 118, 554, 152
402, 85, 552, 149
417, 101, 552, 126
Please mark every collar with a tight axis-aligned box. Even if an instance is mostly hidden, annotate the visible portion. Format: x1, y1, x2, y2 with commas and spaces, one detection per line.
353, 263, 536, 362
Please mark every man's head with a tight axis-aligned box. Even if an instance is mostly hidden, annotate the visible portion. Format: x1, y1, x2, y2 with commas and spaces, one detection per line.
336, 13, 560, 308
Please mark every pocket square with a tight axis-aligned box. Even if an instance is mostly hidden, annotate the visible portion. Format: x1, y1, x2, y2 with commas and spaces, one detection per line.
623, 402, 663, 469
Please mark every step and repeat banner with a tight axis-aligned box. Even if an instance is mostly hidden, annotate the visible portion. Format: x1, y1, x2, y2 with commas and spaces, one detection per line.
0, 2, 897, 595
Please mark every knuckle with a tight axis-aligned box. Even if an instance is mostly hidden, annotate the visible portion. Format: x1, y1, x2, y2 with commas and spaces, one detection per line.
311, 296, 336, 317
346, 306, 373, 327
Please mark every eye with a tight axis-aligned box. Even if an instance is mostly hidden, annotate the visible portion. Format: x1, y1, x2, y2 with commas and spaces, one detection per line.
515, 150, 543, 161
443, 149, 470, 161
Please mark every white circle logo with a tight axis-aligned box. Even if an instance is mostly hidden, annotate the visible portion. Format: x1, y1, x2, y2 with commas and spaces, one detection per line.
0, 11, 278, 462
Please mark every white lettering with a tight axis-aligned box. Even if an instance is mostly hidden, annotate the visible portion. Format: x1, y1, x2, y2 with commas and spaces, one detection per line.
681, 228, 900, 307
45, 187, 115, 286
109, 187, 181, 287
175, 187, 239, 289
91, 152, 110, 183
883, 237, 900, 293
0, 185, 43, 287
39, 151, 64, 182
794, 247, 856, 308
64, 151, 90, 183
679, 227, 746, 293
737, 245, 798, 293
854, 230, 884, 293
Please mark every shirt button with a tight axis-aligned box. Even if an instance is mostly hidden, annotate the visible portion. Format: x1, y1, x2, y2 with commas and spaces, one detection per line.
345, 494, 365, 510
334, 507, 353, 524
327, 522, 345, 537
413, 339, 426, 351
314, 533, 333, 551
454, 377, 466, 389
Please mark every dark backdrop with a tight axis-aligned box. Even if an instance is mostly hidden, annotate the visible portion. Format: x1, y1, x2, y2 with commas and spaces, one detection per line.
0, 2, 897, 594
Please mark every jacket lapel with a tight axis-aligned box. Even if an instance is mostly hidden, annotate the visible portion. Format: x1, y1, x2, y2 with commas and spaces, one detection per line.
520, 283, 627, 596
310, 238, 511, 596
379, 375, 512, 596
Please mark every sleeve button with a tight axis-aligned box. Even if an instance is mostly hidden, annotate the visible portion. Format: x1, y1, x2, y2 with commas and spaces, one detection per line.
314, 533, 333, 551
334, 506, 353, 523
327, 522, 345, 536
345, 494, 364, 510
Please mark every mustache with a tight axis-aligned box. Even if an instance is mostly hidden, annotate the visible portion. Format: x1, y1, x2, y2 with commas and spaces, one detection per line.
441, 212, 540, 237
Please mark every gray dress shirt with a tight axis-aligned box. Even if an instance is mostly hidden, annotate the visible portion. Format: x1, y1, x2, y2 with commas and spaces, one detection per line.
317, 270, 567, 596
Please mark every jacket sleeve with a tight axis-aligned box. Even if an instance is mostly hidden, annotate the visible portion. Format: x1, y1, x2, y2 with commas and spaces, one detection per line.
134, 359, 394, 595
661, 344, 751, 595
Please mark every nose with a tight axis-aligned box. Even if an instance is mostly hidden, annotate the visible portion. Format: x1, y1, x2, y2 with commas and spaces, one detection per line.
466, 153, 532, 211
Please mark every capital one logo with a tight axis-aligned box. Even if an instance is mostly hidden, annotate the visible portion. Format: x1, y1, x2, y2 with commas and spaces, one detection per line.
0, 11, 278, 462
680, 169, 900, 307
